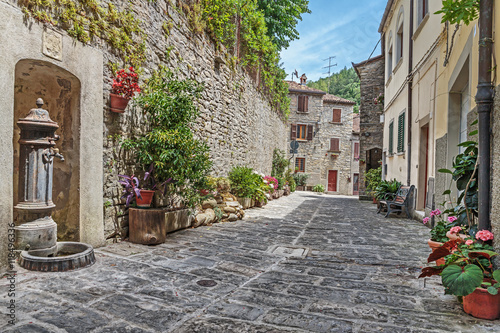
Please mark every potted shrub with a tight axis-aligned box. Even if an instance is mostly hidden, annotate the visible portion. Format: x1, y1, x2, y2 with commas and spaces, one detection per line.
118, 164, 174, 208
110, 67, 141, 113
423, 209, 454, 266
419, 230, 500, 320
312, 184, 325, 194
374, 179, 401, 200
293, 173, 309, 191
365, 166, 382, 203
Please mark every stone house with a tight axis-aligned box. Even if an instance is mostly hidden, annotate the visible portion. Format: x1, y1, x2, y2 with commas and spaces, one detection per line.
353, 55, 385, 198
0, 0, 288, 273
378, 0, 500, 251
286, 76, 358, 195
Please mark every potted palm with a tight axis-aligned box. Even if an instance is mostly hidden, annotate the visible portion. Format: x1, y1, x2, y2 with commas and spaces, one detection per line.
110, 67, 141, 113
419, 230, 500, 320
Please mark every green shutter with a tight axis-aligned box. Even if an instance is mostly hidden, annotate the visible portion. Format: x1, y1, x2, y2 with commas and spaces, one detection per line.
389, 122, 394, 155
397, 112, 405, 153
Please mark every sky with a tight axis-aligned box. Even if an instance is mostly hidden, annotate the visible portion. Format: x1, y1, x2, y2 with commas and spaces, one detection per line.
280, 0, 388, 82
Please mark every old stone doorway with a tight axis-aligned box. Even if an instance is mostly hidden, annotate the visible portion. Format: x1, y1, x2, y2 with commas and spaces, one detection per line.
328, 170, 338, 192
13, 60, 81, 241
366, 148, 382, 172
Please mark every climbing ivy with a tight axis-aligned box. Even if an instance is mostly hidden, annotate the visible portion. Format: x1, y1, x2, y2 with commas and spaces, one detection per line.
19, 0, 146, 67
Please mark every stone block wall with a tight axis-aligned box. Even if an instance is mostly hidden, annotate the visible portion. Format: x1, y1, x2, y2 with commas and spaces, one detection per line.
46, 0, 286, 239
353, 56, 385, 197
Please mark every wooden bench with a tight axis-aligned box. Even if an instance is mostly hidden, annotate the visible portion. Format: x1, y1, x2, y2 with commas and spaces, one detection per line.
377, 185, 415, 218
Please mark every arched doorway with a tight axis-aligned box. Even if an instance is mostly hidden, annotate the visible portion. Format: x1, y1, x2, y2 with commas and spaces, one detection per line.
14, 59, 81, 241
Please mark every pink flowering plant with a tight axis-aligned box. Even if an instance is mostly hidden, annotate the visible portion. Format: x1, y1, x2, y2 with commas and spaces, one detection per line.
264, 176, 278, 192
427, 209, 455, 243
419, 230, 500, 297
112, 67, 141, 99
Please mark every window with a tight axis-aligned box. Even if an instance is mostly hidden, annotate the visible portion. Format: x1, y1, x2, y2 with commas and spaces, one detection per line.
388, 43, 393, 75
295, 158, 305, 172
297, 125, 307, 140
397, 112, 405, 153
354, 142, 360, 159
418, 0, 428, 24
290, 124, 313, 141
388, 121, 394, 155
332, 109, 342, 123
396, 9, 404, 64
298, 95, 309, 112
330, 138, 340, 152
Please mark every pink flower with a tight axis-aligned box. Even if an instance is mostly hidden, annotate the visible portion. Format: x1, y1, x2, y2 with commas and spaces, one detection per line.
465, 240, 474, 246
423, 217, 430, 225
430, 209, 441, 217
476, 230, 494, 242
450, 226, 462, 234
448, 216, 458, 223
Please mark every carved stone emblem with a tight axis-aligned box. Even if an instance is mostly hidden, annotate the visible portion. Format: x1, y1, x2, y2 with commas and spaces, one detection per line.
42, 29, 63, 61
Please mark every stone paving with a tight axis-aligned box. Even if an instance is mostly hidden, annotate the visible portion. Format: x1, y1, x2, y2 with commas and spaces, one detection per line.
2, 192, 500, 332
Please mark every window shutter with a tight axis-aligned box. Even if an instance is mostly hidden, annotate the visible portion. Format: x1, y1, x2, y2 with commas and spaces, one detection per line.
330, 138, 340, 151
389, 122, 394, 155
332, 109, 341, 123
354, 142, 359, 158
307, 125, 313, 141
304, 96, 309, 112
290, 124, 297, 140
397, 113, 405, 153
298, 96, 304, 112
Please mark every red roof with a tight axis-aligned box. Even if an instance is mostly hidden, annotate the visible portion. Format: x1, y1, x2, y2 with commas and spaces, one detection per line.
323, 93, 356, 105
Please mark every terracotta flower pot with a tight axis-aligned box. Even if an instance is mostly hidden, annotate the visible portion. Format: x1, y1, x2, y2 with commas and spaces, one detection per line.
110, 93, 130, 113
446, 231, 467, 241
463, 286, 500, 320
427, 239, 445, 266
135, 190, 155, 207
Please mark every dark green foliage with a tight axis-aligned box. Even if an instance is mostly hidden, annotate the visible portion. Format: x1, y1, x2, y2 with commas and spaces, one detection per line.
256, 0, 311, 50
285, 169, 296, 192
276, 176, 285, 190
312, 184, 325, 193
374, 179, 402, 200
271, 148, 289, 178
228, 166, 266, 201
292, 173, 309, 186
365, 166, 382, 194
307, 67, 360, 113
435, 0, 479, 25
430, 221, 452, 243
122, 66, 212, 208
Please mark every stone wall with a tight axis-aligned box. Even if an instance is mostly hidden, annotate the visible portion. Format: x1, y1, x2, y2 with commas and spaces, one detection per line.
287, 92, 355, 195
353, 56, 385, 197
100, 1, 287, 238
491, 85, 500, 255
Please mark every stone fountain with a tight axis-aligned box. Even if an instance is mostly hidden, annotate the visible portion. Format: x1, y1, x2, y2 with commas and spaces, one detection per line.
14, 99, 95, 271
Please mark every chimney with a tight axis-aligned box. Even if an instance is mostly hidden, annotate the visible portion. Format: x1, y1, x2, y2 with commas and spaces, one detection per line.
300, 74, 307, 85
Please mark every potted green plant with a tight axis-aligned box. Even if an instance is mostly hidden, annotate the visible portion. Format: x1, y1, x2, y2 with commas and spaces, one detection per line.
365, 166, 382, 203
419, 230, 500, 320
292, 173, 309, 191
423, 209, 454, 266
374, 179, 401, 200
312, 184, 325, 193
110, 67, 141, 113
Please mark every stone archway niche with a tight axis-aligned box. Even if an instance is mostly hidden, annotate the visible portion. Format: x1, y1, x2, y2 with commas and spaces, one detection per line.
14, 60, 81, 241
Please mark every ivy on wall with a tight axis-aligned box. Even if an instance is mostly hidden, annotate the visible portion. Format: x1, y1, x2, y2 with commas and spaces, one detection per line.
19, 0, 146, 67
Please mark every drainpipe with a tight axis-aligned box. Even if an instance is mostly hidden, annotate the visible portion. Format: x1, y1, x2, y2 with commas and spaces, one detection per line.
407, 0, 414, 186
476, 0, 494, 231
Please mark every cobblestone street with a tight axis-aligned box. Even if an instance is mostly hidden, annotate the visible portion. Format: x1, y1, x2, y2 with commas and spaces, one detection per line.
3, 192, 500, 332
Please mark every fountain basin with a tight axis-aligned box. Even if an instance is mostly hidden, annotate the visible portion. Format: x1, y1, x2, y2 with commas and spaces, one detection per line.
19, 242, 95, 272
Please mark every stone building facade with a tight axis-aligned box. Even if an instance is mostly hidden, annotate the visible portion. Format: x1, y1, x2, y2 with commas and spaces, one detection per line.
352, 55, 385, 198
0, 0, 287, 271
286, 78, 358, 195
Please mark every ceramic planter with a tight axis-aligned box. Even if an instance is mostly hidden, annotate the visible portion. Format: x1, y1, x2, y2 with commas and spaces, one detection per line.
463, 286, 500, 320
237, 197, 252, 209
135, 190, 155, 207
110, 93, 130, 113
427, 239, 445, 266
446, 231, 467, 241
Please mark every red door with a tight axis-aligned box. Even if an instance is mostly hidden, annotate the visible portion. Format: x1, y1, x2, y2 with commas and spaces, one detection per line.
328, 170, 338, 192
353, 173, 359, 195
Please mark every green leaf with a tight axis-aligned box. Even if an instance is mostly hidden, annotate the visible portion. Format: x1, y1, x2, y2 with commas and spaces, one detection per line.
457, 141, 477, 147
493, 270, 500, 282
468, 130, 478, 136
442, 190, 451, 195
471, 119, 478, 126
441, 264, 483, 296
438, 168, 453, 174
487, 286, 498, 295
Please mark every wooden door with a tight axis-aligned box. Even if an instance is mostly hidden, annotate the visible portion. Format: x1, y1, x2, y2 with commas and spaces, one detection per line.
328, 170, 338, 192
353, 173, 359, 195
